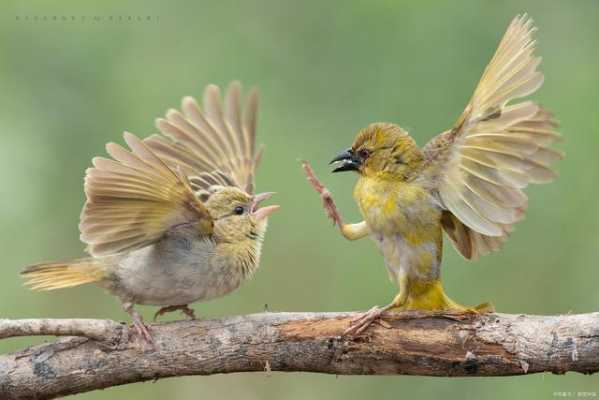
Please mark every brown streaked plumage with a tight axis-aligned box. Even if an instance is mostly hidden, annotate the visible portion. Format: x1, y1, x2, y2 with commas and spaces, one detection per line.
146, 82, 261, 194
80, 132, 214, 257
22, 82, 279, 343
304, 15, 562, 335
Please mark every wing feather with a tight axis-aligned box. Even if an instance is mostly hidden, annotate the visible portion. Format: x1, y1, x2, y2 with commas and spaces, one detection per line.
423, 15, 562, 260
80, 132, 213, 257
146, 82, 260, 194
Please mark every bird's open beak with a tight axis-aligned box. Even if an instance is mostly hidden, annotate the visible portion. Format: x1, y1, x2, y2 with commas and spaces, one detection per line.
251, 192, 280, 221
330, 148, 361, 172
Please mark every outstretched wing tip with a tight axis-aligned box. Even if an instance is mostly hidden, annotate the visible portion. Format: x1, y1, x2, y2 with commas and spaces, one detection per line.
204, 84, 220, 97
150, 81, 261, 194
228, 80, 241, 89
181, 95, 195, 105
104, 141, 123, 157
165, 108, 179, 118
154, 117, 164, 128
122, 130, 139, 144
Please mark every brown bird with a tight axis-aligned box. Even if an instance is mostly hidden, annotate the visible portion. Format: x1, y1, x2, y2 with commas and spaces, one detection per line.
304, 15, 562, 334
22, 82, 279, 342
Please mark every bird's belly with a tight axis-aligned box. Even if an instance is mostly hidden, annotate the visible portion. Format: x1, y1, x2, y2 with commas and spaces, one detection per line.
372, 233, 440, 283
106, 237, 243, 306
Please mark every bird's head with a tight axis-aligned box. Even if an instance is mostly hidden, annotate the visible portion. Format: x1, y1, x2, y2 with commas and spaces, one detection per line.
202, 186, 279, 242
330, 123, 423, 180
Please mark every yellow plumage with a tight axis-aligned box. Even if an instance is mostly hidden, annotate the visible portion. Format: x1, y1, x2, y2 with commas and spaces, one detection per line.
304, 14, 560, 334
21, 259, 107, 291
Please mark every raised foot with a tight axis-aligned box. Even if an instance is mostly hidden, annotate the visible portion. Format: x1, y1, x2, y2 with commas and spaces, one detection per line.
153, 304, 196, 321
344, 306, 392, 336
302, 161, 343, 227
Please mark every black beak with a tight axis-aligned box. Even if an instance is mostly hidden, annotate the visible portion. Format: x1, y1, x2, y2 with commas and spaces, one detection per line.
330, 148, 361, 173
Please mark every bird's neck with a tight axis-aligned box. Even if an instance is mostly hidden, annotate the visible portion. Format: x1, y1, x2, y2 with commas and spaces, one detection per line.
216, 223, 267, 279
362, 161, 423, 182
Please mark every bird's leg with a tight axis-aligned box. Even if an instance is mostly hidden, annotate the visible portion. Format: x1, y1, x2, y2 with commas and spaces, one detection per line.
122, 301, 153, 344
153, 304, 196, 321
344, 299, 399, 336
302, 161, 370, 240
344, 272, 409, 336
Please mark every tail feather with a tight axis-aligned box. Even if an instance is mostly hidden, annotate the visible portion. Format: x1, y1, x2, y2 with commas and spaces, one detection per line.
21, 258, 106, 290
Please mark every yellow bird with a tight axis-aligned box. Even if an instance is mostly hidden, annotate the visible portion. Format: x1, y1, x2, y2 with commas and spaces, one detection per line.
22, 82, 279, 342
304, 15, 562, 335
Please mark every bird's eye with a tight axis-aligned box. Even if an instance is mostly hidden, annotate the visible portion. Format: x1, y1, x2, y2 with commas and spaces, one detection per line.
233, 206, 245, 215
358, 149, 370, 159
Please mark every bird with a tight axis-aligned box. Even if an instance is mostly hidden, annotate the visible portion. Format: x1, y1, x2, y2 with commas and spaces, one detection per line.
303, 15, 562, 335
22, 82, 279, 342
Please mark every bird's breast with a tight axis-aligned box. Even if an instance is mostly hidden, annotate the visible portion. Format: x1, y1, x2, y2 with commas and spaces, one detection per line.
353, 176, 443, 280
354, 176, 440, 238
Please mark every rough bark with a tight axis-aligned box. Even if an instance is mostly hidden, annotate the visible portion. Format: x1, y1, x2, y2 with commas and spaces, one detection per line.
1, 311, 598, 399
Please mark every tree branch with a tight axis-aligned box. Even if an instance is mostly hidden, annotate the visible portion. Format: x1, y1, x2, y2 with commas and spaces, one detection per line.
1, 311, 598, 399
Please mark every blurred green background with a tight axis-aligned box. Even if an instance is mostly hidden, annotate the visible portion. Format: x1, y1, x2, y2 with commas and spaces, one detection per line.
1, 0, 598, 398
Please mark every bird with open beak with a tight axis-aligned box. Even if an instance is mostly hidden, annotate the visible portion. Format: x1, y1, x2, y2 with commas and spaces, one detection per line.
22, 82, 279, 342
304, 15, 562, 335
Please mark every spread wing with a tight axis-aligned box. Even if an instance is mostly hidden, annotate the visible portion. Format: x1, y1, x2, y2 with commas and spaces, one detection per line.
80, 132, 213, 257
145, 81, 261, 195
422, 14, 563, 260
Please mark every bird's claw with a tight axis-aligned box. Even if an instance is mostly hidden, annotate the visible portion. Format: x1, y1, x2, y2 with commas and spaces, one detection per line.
320, 189, 342, 226
122, 301, 154, 345
153, 304, 196, 321
344, 306, 388, 336
376, 319, 392, 329
131, 314, 154, 344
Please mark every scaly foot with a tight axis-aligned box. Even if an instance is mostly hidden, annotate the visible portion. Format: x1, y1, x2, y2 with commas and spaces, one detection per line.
344, 296, 494, 336
344, 305, 394, 336
132, 314, 153, 344
302, 161, 343, 227
343, 302, 493, 336
122, 301, 153, 344
153, 304, 196, 321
